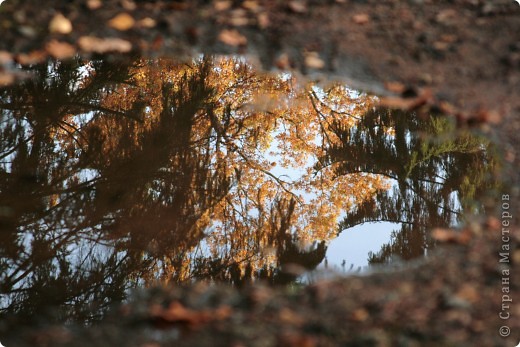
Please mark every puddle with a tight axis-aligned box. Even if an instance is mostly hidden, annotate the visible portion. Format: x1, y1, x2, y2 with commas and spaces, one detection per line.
0, 56, 501, 321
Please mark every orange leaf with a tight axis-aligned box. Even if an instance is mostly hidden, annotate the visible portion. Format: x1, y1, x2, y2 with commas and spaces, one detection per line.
78, 36, 132, 53
108, 13, 135, 31
218, 29, 247, 46
49, 13, 73, 34
432, 228, 471, 244
45, 40, 76, 59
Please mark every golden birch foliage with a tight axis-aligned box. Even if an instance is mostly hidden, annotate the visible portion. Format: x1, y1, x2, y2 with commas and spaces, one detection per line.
86, 57, 388, 280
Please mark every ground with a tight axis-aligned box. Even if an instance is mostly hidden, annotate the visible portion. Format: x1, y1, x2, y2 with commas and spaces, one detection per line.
0, 0, 519, 346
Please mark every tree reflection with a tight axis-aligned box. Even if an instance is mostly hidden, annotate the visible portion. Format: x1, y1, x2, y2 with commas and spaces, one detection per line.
319, 108, 499, 264
0, 56, 497, 325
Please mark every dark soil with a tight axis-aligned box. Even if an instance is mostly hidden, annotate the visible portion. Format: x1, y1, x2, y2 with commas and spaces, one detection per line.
0, 0, 519, 346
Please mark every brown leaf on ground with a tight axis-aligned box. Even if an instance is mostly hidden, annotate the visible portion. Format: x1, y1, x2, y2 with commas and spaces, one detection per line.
288, 1, 307, 14
218, 29, 247, 46
49, 13, 73, 34
379, 88, 433, 111
149, 301, 232, 328
257, 12, 269, 28
86, 0, 102, 10
108, 13, 135, 31
0, 73, 15, 87
384, 81, 406, 94
138, 17, 156, 29
455, 284, 480, 304
214, 1, 232, 11
78, 36, 132, 53
304, 52, 325, 69
353, 14, 370, 25
45, 40, 76, 59
0, 51, 13, 64
432, 228, 471, 245
16, 50, 47, 65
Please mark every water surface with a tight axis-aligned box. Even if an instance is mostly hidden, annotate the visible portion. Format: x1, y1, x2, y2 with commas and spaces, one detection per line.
0, 56, 500, 323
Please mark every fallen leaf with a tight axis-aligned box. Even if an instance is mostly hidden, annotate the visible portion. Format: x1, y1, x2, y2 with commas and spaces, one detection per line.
257, 12, 269, 28
108, 13, 135, 31
214, 0, 232, 11
432, 228, 471, 244
379, 88, 433, 111
475, 109, 501, 124
149, 301, 232, 328
0, 51, 13, 64
436, 9, 457, 24
121, 0, 137, 11
49, 13, 73, 34
384, 81, 406, 94
351, 308, 369, 322
138, 17, 156, 29
0, 73, 15, 87
353, 13, 369, 25
304, 52, 325, 69
78, 36, 132, 53
229, 9, 249, 26
16, 50, 47, 65
45, 40, 76, 59
288, 1, 307, 13
87, 0, 102, 10
218, 29, 247, 46
455, 285, 479, 304
242, 1, 260, 12
378, 97, 416, 110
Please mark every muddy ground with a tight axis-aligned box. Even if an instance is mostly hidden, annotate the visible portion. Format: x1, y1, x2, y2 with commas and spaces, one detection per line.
0, 0, 519, 346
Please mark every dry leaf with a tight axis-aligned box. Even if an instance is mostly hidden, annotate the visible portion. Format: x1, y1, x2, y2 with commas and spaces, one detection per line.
218, 29, 247, 46
121, 0, 137, 11
138, 17, 156, 29
288, 1, 307, 13
353, 14, 370, 25
229, 10, 249, 26
108, 13, 135, 31
385, 81, 406, 94
45, 40, 76, 59
0, 51, 13, 64
0, 73, 15, 87
436, 9, 457, 24
149, 301, 231, 328
214, 0, 232, 11
432, 228, 471, 244
351, 308, 369, 322
304, 52, 325, 69
378, 97, 415, 110
257, 12, 269, 28
455, 285, 479, 304
87, 0, 102, 10
16, 50, 47, 65
49, 13, 73, 34
78, 36, 132, 53
379, 88, 433, 111
242, 1, 260, 12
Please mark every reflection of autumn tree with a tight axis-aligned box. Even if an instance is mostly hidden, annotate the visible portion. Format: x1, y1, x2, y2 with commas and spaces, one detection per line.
86, 57, 385, 283
1, 56, 385, 323
0, 55, 499, 326
319, 108, 499, 264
